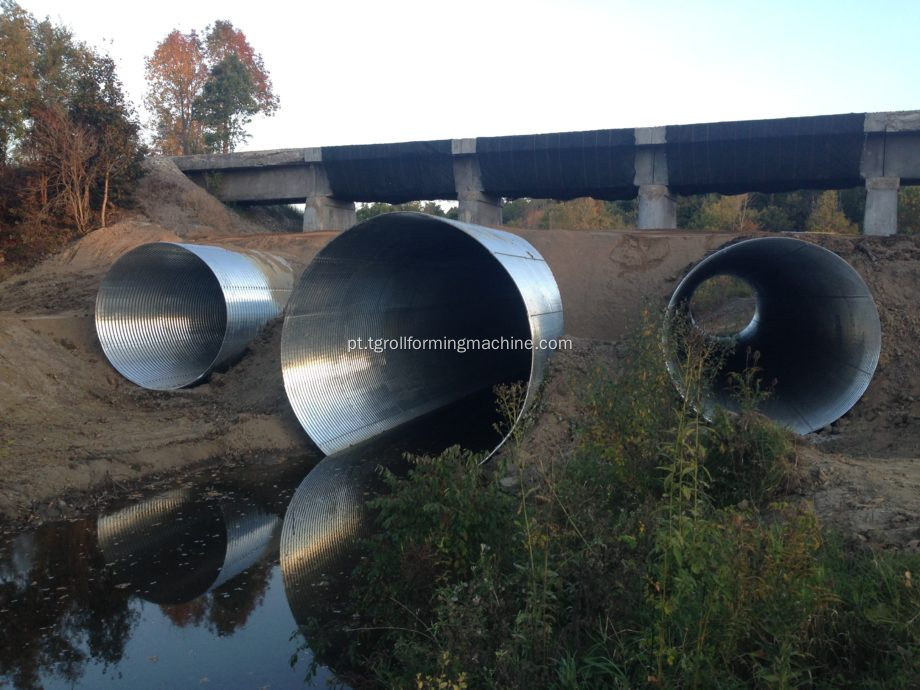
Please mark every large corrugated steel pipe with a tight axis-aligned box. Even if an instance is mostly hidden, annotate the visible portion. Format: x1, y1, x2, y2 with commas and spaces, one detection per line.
666, 236, 881, 433
95, 242, 293, 390
281, 212, 563, 456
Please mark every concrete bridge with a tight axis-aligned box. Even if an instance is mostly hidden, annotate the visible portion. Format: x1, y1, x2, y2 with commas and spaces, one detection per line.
173, 110, 920, 235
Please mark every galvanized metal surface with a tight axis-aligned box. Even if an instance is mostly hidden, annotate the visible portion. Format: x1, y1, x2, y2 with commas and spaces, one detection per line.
667, 236, 881, 434
280, 212, 563, 456
95, 242, 293, 390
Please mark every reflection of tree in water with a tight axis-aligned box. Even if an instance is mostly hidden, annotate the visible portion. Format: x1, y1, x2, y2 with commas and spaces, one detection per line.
0, 520, 137, 690
159, 596, 209, 628
159, 560, 272, 637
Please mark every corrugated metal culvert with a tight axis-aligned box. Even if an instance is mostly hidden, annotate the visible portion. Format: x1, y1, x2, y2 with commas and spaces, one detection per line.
666, 236, 881, 433
280, 212, 564, 457
95, 242, 293, 390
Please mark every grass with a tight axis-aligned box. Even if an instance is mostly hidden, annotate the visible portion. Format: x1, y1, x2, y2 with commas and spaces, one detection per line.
295, 312, 920, 689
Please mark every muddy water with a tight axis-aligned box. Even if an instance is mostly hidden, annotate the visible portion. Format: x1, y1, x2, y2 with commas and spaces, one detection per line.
0, 453, 335, 690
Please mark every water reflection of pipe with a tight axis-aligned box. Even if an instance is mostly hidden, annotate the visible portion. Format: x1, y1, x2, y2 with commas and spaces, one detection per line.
97, 489, 280, 605
280, 451, 384, 625
280, 423, 433, 630
280, 387, 513, 630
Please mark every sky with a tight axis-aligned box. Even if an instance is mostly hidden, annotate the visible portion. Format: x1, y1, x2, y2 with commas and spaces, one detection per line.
15, 0, 920, 152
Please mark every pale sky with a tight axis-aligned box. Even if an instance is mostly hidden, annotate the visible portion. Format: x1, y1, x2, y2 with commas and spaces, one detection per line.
16, 0, 920, 151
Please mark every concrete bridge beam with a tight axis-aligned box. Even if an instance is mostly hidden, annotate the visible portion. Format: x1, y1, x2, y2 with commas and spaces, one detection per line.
863, 177, 900, 236
452, 139, 502, 226
170, 110, 920, 236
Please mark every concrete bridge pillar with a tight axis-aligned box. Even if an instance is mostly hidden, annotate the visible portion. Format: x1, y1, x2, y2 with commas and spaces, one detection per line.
637, 184, 677, 229
452, 139, 502, 227
634, 127, 677, 229
303, 196, 356, 232
863, 177, 899, 236
301, 148, 356, 232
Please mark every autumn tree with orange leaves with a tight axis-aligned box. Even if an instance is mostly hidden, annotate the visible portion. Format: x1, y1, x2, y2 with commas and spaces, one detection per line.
144, 21, 277, 155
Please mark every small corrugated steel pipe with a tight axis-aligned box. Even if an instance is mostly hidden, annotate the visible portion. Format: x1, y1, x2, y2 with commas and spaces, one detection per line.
95, 242, 293, 390
666, 236, 881, 433
97, 489, 280, 605
281, 212, 563, 456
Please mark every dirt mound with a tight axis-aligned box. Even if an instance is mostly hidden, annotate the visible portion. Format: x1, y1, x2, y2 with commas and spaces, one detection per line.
495, 338, 620, 476
133, 157, 264, 238
0, 313, 313, 518
803, 234, 920, 459
793, 445, 920, 550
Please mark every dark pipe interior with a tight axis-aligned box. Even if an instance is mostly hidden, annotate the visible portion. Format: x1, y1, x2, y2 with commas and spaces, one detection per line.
668, 237, 881, 433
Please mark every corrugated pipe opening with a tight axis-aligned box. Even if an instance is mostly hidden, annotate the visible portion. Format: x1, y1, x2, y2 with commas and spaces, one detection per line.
281, 213, 563, 456
95, 242, 292, 390
666, 236, 881, 433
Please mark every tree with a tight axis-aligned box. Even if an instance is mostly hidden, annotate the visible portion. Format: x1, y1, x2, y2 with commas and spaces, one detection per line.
0, 0, 35, 163
898, 187, 920, 235
0, 1, 143, 246
356, 201, 451, 222
696, 193, 760, 232
502, 197, 630, 230
30, 105, 96, 233
194, 54, 258, 153
145, 21, 277, 155
502, 198, 548, 228
806, 190, 858, 234
144, 30, 208, 155
542, 197, 621, 230
204, 20, 277, 115
0, 1, 91, 163
70, 56, 144, 226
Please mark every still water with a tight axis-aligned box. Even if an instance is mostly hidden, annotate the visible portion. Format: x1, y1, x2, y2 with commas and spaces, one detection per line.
0, 454, 336, 690
0, 390, 508, 689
